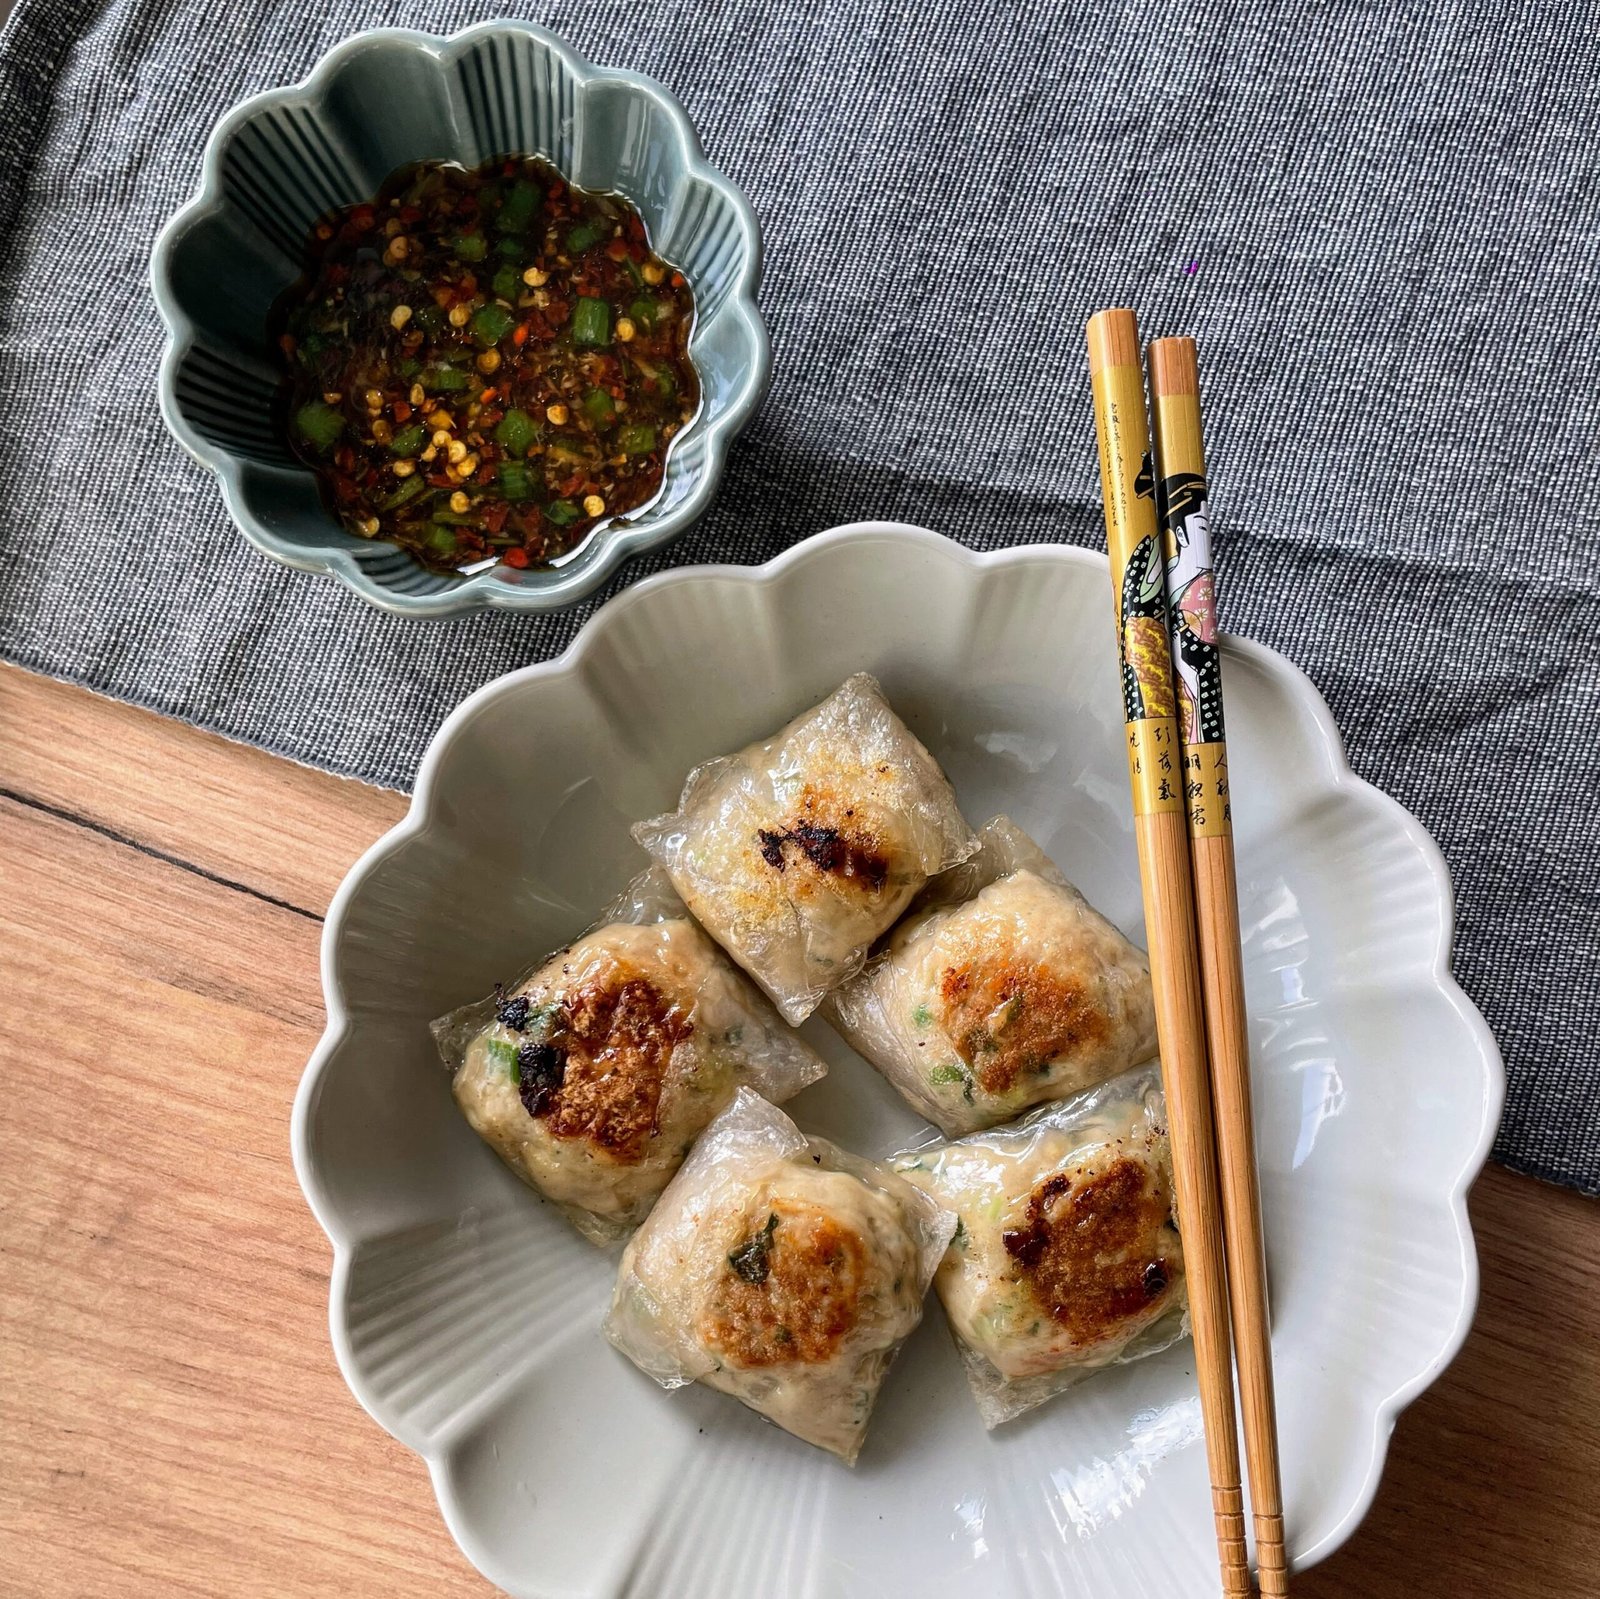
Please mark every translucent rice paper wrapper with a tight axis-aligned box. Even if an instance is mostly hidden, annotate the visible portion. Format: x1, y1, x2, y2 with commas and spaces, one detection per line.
604, 1087, 957, 1464
632, 673, 977, 1026
825, 816, 1158, 1136
892, 1066, 1188, 1427
432, 868, 827, 1247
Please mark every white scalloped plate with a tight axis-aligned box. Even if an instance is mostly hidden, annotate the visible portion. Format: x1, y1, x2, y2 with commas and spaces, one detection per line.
293, 523, 1502, 1598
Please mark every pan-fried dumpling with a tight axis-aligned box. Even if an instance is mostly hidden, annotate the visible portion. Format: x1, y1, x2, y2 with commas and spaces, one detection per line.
633, 674, 977, 1025
604, 1088, 955, 1463
826, 817, 1157, 1136
433, 870, 827, 1245
893, 1067, 1187, 1427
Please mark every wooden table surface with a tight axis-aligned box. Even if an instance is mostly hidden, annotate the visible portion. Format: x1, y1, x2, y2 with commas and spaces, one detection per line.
2, 660, 1596, 1598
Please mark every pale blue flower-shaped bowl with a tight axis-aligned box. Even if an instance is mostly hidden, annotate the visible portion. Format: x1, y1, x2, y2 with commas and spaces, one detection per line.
151, 21, 769, 617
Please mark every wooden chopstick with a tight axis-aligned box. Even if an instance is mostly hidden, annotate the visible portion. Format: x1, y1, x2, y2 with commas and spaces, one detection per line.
1086, 308, 1250, 1598
1149, 335, 1288, 1595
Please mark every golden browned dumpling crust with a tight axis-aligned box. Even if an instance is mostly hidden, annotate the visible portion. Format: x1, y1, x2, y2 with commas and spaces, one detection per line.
1002, 1157, 1182, 1346
535, 972, 694, 1163
939, 950, 1111, 1096
700, 1200, 869, 1367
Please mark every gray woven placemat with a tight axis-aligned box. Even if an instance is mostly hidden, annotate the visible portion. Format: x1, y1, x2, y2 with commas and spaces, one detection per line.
2, 0, 1596, 1191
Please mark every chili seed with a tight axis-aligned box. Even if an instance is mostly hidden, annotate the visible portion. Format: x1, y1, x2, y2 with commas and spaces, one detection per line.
522, 267, 549, 287
615, 318, 636, 343
545, 403, 568, 425
448, 304, 471, 328
390, 304, 413, 330
476, 349, 501, 374
641, 262, 665, 285
358, 516, 380, 535
420, 445, 437, 463
449, 490, 470, 513
391, 459, 416, 477
583, 494, 605, 517
447, 440, 468, 464
408, 383, 425, 405
371, 418, 393, 444
322, 391, 342, 404
431, 429, 452, 449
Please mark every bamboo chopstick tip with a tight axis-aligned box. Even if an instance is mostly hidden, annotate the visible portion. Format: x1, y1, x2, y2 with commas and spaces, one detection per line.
1147, 336, 1200, 397
1086, 307, 1142, 374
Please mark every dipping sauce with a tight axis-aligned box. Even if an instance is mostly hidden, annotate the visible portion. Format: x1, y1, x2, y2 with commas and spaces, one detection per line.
271, 156, 699, 572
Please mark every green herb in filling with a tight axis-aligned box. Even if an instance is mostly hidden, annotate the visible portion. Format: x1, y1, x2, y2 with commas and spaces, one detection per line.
485, 1037, 520, 1079
728, 1213, 780, 1284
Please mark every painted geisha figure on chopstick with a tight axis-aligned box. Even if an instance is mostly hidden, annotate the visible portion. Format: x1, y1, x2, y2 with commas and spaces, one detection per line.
1155, 469, 1224, 745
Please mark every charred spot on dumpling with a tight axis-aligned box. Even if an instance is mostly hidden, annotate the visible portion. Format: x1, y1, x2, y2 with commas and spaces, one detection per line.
750, 784, 891, 897
936, 955, 1108, 1094
495, 986, 532, 1031
517, 1041, 566, 1116
752, 820, 889, 893
1002, 1157, 1181, 1346
526, 974, 693, 1163
701, 1200, 868, 1367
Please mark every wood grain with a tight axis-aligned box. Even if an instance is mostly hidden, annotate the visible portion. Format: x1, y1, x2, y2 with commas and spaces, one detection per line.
1, 664, 1597, 1598
1134, 807, 1250, 1595
1192, 830, 1287, 1595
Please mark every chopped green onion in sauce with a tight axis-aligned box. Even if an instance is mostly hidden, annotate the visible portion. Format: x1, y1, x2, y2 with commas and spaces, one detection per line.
272, 155, 699, 573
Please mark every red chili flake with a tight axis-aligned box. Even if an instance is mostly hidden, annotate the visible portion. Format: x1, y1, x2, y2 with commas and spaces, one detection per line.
278, 333, 296, 356
502, 546, 530, 567
605, 239, 628, 262
351, 205, 375, 231
426, 473, 455, 489
558, 473, 583, 495
479, 387, 498, 405
399, 205, 422, 224
512, 324, 529, 347
670, 271, 685, 288
548, 179, 565, 198
481, 501, 510, 533
392, 400, 412, 424
625, 215, 645, 244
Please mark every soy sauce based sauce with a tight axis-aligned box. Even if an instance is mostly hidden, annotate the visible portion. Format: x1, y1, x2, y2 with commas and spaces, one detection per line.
271, 156, 699, 573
